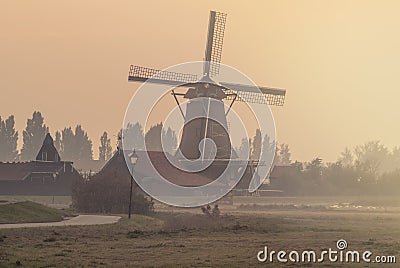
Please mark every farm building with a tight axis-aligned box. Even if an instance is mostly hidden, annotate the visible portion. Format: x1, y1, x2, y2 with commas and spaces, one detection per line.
100, 146, 290, 196
0, 133, 80, 195
99, 148, 214, 188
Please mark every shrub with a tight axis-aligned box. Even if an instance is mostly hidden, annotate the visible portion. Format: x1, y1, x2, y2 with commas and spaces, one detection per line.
71, 171, 153, 215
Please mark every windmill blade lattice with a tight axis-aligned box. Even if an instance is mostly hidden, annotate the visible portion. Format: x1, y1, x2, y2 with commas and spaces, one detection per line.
204, 11, 227, 77
221, 82, 286, 106
129, 65, 198, 86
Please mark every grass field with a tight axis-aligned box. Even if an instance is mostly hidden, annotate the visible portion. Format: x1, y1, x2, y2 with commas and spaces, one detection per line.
0, 196, 399, 267
0, 201, 72, 224
0, 196, 71, 209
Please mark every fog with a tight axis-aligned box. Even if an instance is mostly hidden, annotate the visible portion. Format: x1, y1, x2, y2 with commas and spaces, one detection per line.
1, 1, 400, 162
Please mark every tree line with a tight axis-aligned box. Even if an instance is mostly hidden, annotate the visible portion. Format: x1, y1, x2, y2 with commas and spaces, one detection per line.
235, 129, 291, 165
2, 111, 398, 196
234, 130, 399, 196
121, 122, 177, 155
0, 111, 284, 163
0, 112, 96, 162
270, 141, 400, 196
0, 111, 178, 163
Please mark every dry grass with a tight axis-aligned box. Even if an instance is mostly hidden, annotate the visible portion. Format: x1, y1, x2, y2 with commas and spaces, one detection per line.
0, 204, 399, 267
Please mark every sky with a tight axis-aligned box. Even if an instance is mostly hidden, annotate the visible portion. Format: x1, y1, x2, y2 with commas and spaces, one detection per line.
1, 0, 400, 162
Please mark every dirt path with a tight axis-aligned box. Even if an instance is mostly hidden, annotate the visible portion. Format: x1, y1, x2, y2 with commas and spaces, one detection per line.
0, 215, 121, 229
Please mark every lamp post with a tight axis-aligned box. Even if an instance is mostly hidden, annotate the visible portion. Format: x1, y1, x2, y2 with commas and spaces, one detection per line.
128, 149, 138, 219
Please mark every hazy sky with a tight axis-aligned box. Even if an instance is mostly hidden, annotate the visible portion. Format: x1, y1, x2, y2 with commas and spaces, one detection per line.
1, 0, 400, 162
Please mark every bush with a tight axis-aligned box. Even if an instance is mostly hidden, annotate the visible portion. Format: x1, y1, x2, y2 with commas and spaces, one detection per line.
71, 171, 153, 215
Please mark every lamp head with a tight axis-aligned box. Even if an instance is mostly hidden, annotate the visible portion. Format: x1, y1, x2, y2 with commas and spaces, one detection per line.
129, 149, 139, 166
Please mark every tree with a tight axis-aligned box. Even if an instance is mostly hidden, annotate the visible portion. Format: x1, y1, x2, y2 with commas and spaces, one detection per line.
236, 137, 251, 159
0, 115, 19, 161
388, 147, 400, 172
20, 111, 49, 160
58, 125, 93, 161
250, 129, 262, 160
162, 127, 177, 155
303, 157, 324, 191
354, 141, 389, 182
324, 162, 360, 195
99, 131, 112, 162
274, 144, 281, 165
54, 131, 62, 154
261, 134, 275, 164
307, 157, 323, 169
291, 160, 303, 171
143, 123, 178, 154
145, 123, 163, 151
123, 122, 145, 150
279, 143, 291, 165
338, 147, 354, 167
272, 143, 291, 165
60, 127, 75, 160
73, 125, 93, 161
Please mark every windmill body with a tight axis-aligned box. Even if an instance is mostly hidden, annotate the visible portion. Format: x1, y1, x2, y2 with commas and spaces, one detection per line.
128, 11, 286, 187
179, 83, 231, 160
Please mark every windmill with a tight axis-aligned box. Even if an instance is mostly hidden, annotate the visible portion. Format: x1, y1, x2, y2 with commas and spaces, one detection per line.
128, 11, 286, 186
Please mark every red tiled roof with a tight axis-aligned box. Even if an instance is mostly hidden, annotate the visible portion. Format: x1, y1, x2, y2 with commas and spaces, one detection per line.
103, 150, 214, 187
0, 134, 78, 182
135, 151, 214, 187
0, 162, 33, 181
0, 161, 71, 181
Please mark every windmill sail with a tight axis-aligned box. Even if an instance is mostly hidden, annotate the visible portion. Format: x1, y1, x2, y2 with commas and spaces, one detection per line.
220, 82, 286, 106
128, 65, 198, 87
204, 11, 227, 77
